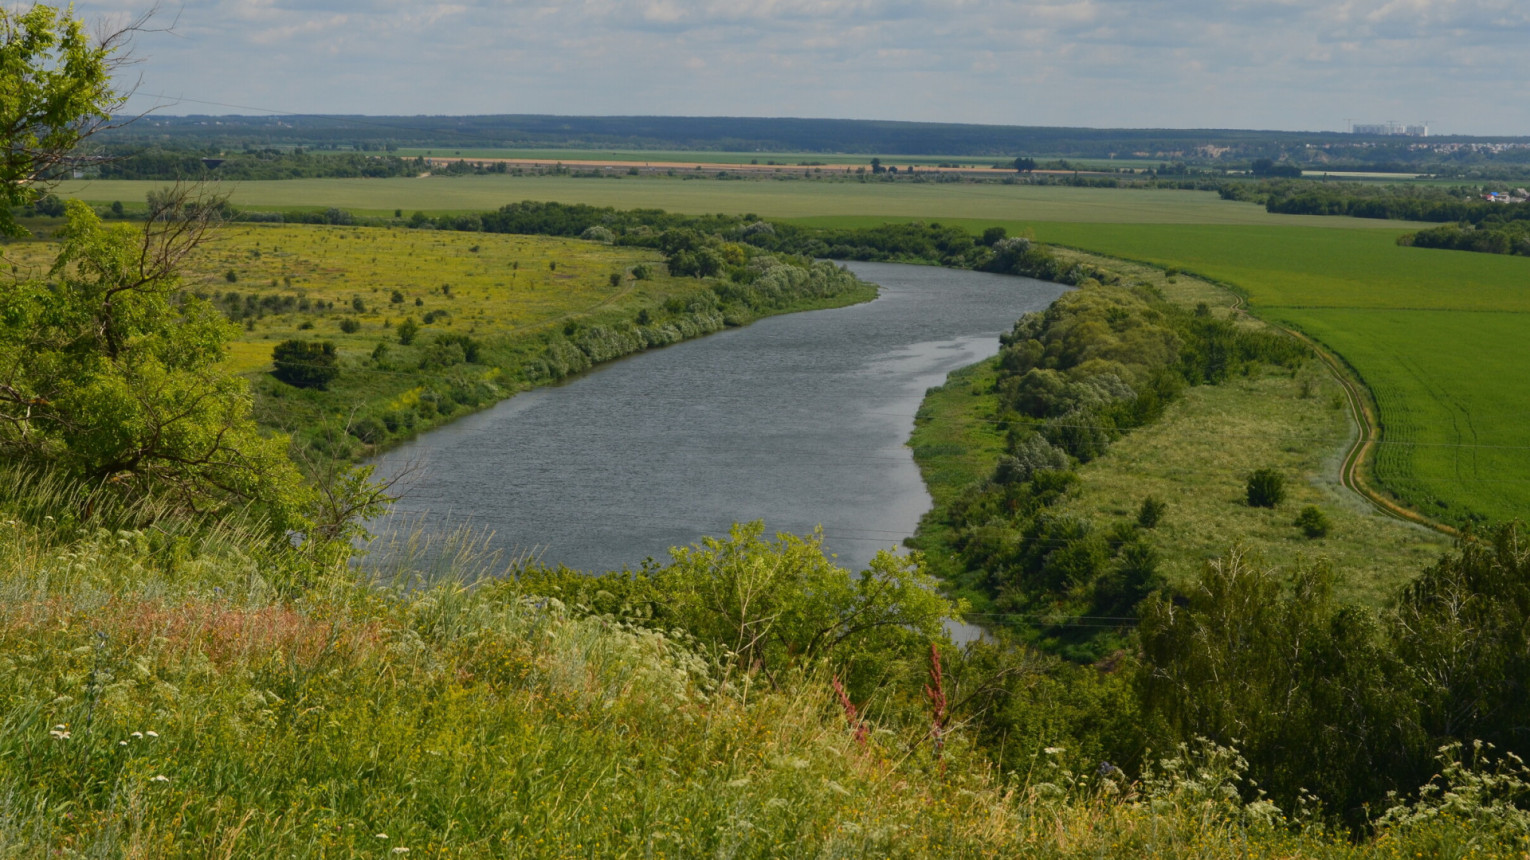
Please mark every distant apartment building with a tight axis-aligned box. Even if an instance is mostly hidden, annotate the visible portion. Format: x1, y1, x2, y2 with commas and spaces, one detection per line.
1352, 122, 1429, 137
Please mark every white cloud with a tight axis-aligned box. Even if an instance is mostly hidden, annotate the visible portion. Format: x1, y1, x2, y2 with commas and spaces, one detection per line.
59, 0, 1530, 133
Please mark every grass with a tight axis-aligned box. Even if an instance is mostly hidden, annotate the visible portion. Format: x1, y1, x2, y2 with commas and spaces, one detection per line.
0, 471, 1513, 857
1005, 223, 1530, 526
53, 177, 1412, 226
0, 223, 683, 378
909, 250, 1451, 607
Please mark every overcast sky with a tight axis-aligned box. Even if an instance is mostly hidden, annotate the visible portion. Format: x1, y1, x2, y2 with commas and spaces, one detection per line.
69, 0, 1530, 136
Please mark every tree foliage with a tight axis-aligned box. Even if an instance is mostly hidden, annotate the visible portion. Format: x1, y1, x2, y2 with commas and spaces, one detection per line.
271, 339, 340, 389
0, 200, 311, 531
0, 4, 127, 236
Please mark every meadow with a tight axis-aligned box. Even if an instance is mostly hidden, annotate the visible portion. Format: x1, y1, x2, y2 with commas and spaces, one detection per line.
1, 224, 681, 375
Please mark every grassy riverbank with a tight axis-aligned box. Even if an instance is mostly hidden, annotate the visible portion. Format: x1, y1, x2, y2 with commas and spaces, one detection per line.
908, 250, 1451, 618
2, 222, 876, 459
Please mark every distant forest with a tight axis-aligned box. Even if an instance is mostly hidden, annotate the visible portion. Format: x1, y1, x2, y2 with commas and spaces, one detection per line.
99, 114, 1530, 172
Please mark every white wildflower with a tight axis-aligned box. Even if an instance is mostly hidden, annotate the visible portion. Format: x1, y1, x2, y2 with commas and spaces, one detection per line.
1043, 746, 1065, 755
375, 833, 387, 840
119, 741, 128, 747
391, 849, 410, 855
145, 731, 158, 738
151, 775, 170, 783
131, 732, 143, 739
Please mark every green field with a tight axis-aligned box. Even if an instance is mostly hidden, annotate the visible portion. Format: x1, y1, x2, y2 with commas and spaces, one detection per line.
54, 177, 1407, 227
392, 147, 1005, 168
1023, 223, 1530, 525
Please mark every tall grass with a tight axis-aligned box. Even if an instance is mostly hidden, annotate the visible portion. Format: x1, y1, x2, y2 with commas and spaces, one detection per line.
0, 477, 1520, 856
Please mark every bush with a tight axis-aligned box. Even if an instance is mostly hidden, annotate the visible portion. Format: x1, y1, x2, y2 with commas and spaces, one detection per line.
271, 339, 340, 389
1246, 469, 1286, 508
1137, 495, 1168, 529
1295, 505, 1330, 538
338, 318, 361, 334
397, 317, 419, 345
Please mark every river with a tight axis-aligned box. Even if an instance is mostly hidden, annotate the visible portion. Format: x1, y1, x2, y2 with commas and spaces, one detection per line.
368, 261, 1067, 578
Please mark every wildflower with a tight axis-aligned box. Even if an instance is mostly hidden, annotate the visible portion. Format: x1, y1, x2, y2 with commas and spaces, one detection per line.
49, 729, 70, 740
145, 731, 158, 738
1044, 746, 1065, 755
119, 741, 128, 747
131, 732, 143, 739
392, 849, 410, 855
151, 775, 170, 783
375, 834, 388, 840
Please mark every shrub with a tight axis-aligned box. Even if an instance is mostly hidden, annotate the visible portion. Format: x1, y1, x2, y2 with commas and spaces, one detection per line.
338, 318, 361, 334
397, 317, 419, 345
351, 296, 366, 313
271, 339, 340, 389
580, 225, 614, 243
632, 264, 653, 280
1295, 506, 1330, 538
1137, 495, 1168, 529
1246, 469, 1286, 508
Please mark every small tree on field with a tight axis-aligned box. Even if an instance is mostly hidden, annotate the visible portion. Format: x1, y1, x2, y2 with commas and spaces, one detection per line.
1138, 495, 1168, 529
272, 340, 339, 389
1246, 469, 1286, 508
1295, 505, 1330, 538
397, 316, 420, 345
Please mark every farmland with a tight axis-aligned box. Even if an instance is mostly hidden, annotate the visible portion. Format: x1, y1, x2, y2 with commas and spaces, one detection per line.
54, 176, 1406, 226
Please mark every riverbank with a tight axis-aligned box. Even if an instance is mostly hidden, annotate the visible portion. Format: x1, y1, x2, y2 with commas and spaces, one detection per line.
907, 248, 1451, 645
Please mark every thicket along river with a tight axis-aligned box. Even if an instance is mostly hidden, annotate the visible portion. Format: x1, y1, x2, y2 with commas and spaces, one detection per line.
369, 261, 1068, 581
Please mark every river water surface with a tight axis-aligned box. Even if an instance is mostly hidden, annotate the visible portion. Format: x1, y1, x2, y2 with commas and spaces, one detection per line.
369, 261, 1067, 574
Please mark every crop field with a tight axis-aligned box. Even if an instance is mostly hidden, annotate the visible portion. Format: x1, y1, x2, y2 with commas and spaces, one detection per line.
391, 147, 1006, 168
53, 177, 1408, 227
1023, 222, 1530, 525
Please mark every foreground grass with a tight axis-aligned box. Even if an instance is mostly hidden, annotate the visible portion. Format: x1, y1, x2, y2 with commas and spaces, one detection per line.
910, 253, 1451, 610
0, 494, 1516, 857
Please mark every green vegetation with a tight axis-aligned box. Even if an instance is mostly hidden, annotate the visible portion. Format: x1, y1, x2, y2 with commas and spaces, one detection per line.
0, 472, 1524, 856
1401, 219, 1530, 255
1022, 222, 1530, 527
1246, 469, 1286, 508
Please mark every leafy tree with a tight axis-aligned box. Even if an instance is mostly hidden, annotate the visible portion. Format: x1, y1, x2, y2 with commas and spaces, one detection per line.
396, 316, 420, 345
1013, 157, 1037, 172
0, 200, 310, 531
271, 339, 340, 389
0, 4, 130, 236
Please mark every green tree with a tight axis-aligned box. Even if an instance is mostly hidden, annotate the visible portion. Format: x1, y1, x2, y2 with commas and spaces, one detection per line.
396, 316, 420, 345
271, 339, 340, 389
0, 4, 128, 237
0, 200, 311, 531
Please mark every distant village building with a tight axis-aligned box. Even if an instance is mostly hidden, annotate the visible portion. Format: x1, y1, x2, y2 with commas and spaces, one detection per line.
1352, 122, 1429, 137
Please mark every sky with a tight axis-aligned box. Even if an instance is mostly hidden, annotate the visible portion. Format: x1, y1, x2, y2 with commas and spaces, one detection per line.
66, 0, 1530, 136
